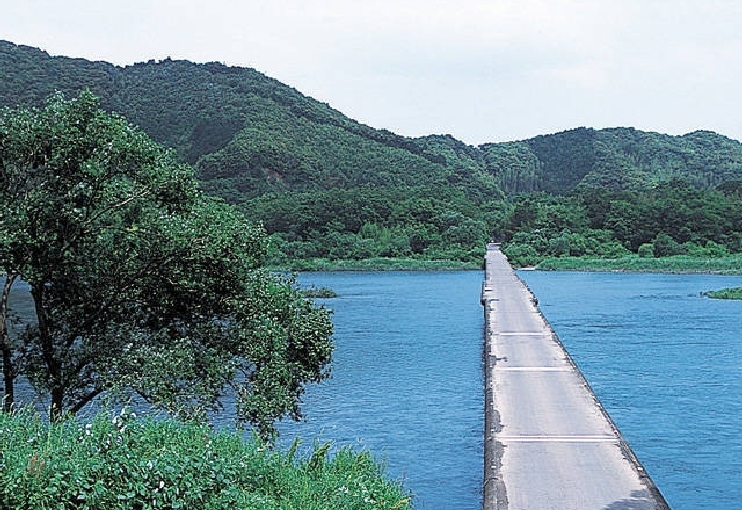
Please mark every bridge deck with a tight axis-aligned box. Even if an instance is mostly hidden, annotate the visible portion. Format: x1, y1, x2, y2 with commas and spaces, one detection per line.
482, 244, 669, 510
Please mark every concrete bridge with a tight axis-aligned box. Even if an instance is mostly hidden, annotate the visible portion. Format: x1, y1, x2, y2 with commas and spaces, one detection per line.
482, 243, 670, 510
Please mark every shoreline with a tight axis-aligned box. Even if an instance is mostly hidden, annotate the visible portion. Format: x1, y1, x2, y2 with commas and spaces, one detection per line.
532, 254, 742, 276
267, 254, 742, 275
533, 266, 742, 276
268, 257, 483, 272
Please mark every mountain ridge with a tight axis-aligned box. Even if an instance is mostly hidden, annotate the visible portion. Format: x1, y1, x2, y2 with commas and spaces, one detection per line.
3, 39, 742, 204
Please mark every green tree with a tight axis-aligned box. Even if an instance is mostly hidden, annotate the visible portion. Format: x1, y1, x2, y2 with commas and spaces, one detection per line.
637, 243, 655, 258
0, 91, 332, 437
651, 232, 684, 257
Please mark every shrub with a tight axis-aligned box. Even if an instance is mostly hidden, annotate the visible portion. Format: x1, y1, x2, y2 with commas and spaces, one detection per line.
703, 286, 742, 299
0, 409, 411, 510
637, 243, 655, 258
502, 243, 540, 267
652, 233, 685, 257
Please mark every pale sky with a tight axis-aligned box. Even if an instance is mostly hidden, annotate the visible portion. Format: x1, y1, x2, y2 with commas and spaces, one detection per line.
2, 0, 741, 145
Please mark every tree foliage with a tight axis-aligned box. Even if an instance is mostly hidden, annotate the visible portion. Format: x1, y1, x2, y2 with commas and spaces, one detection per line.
500, 180, 742, 266
0, 91, 332, 438
248, 185, 499, 265
0, 40, 487, 205
482, 127, 742, 194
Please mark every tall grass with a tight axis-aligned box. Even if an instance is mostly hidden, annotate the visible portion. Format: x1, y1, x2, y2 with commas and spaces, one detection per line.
0, 408, 411, 510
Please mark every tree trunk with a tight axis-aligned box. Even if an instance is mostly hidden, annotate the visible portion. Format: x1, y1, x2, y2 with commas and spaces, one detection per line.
31, 283, 64, 420
1, 274, 17, 413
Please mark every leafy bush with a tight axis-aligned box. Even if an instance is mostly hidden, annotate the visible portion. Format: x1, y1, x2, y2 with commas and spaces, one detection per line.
0, 409, 411, 510
301, 286, 339, 299
637, 243, 655, 258
652, 233, 685, 257
502, 243, 540, 267
684, 240, 730, 258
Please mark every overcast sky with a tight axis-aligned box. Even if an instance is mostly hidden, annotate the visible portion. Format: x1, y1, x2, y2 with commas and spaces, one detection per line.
3, 1, 741, 145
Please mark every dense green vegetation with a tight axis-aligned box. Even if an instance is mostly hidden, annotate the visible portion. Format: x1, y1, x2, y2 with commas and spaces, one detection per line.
702, 287, 742, 299
481, 127, 742, 194
4, 40, 742, 269
0, 40, 492, 200
1, 408, 410, 510
254, 185, 500, 266
500, 179, 742, 269
0, 91, 332, 438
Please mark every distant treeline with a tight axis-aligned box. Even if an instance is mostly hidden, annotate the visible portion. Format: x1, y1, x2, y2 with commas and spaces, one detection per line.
247, 179, 742, 268
501, 179, 742, 266
249, 184, 502, 265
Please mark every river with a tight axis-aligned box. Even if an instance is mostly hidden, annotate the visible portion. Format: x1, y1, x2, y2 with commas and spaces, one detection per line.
6, 270, 742, 509
278, 271, 485, 510
283, 270, 742, 510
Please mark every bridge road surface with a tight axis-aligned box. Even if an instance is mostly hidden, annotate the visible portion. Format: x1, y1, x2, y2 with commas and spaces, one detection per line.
482, 244, 670, 510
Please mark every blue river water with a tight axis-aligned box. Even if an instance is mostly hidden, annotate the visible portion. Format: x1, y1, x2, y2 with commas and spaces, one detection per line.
517, 270, 742, 510
285, 270, 742, 510
279, 271, 485, 510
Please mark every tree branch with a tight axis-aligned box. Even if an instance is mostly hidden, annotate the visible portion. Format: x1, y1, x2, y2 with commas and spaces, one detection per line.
70, 388, 103, 415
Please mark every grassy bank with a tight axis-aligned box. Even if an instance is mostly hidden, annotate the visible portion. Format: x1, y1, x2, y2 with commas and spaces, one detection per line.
271, 257, 483, 272
534, 255, 742, 275
0, 409, 411, 510
702, 287, 742, 300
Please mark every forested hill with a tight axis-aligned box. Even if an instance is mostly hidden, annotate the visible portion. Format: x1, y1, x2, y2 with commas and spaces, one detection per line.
481, 127, 742, 194
0, 40, 496, 202
4, 39, 742, 204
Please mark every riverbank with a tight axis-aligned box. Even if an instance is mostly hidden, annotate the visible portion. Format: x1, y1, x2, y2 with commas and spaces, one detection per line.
269, 254, 742, 274
534, 254, 742, 274
269, 257, 482, 272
